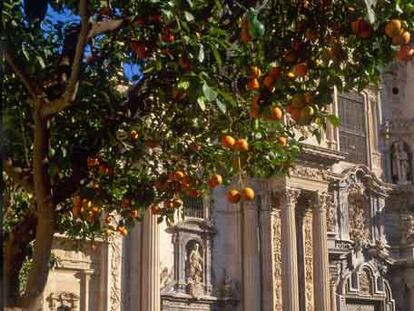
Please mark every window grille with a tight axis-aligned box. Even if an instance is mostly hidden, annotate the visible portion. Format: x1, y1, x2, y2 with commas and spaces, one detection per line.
183, 196, 205, 219
338, 92, 368, 164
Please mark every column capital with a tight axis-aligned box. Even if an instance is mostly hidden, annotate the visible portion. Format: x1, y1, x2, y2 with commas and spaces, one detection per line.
310, 191, 329, 212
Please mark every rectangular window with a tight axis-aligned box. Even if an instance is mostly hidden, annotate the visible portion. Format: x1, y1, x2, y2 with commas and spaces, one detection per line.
183, 196, 205, 218
338, 92, 368, 164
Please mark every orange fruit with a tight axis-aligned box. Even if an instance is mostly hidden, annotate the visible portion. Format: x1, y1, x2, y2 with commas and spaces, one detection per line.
248, 78, 260, 90
241, 28, 251, 43
172, 198, 183, 208
393, 30, 411, 45
221, 135, 236, 149
208, 174, 223, 188
304, 92, 314, 104
173, 170, 185, 181
293, 62, 308, 77
385, 19, 402, 38
151, 204, 161, 214
130, 210, 139, 218
278, 136, 288, 146
242, 187, 255, 201
291, 94, 307, 108
227, 189, 241, 203
235, 138, 249, 151
269, 66, 281, 79
396, 45, 414, 61
250, 66, 261, 78
118, 226, 128, 236
271, 106, 283, 121
120, 198, 131, 209
130, 130, 139, 140
263, 75, 274, 90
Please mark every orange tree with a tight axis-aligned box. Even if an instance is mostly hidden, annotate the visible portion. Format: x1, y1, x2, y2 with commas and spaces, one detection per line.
2, 0, 414, 308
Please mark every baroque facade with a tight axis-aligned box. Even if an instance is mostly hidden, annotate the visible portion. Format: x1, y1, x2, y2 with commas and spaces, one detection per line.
42, 62, 414, 311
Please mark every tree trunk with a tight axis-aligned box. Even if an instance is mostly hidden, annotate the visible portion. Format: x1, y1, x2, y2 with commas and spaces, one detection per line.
21, 110, 55, 310
4, 213, 36, 308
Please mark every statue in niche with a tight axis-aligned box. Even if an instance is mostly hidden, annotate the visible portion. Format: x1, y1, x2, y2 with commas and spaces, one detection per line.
391, 141, 411, 184
401, 214, 414, 243
348, 191, 370, 244
185, 241, 204, 298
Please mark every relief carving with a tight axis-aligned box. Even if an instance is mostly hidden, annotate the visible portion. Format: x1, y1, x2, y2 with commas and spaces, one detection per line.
290, 166, 328, 181
359, 269, 373, 295
272, 209, 283, 311
303, 212, 314, 311
348, 186, 371, 244
401, 214, 414, 243
109, 236, 122, 311
326, 193, 337, 232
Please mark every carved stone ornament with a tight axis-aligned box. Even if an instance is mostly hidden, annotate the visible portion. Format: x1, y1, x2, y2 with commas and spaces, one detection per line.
185, 242, 204, 298
326, 193, 337, 232
401, 214, 414, 243
290, 166, 329, 182
358, 269, 373, 296
109, 236, 122, 311
348, 186, 371, 244
47, 292, 80, 310
272, 209, 283, 311
391, 141, 412, 185
303, 212, 314, 311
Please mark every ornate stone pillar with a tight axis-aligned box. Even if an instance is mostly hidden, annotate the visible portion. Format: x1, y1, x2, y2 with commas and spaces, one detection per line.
280, 188, 300, 311
242, 199, 261, 311
82, 270, 93, 310
302, 209, 314, 311
312, 192, 331, 311
141, 209, 160, 311
330, 280, 337, 311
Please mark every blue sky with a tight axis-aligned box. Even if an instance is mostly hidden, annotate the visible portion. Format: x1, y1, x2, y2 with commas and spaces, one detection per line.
43, 5, 141, 82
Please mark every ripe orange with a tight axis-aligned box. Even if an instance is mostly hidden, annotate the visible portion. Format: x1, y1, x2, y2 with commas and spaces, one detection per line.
385, 19, 402, 38
151, 204, 161, 214
241, 28, 251, 43
291, 94, 307, 108
271, 106, 283, 121
235, 138, 249, 152
208, 174, 223, 188
250, 66, 261, 78
394, 31, 411, 45
396, 45, 414, 61
221, 135, 236, 149
118, 226, 128, 236
130, 210, 139, 218
173, 170, 185, 181
121, 198, 131, 209
172, 198, 183, 208
278, 136, 288, 146
130, 130, 139, 140
269, 66, 281, 79
227, 189, 241, 203
242, 187, 255, 201
248, 78, 260, 90
263, 75, 274, 90
293, 62, 308, 77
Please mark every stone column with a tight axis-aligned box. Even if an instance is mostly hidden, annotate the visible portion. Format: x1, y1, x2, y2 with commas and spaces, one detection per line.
260, 193, 275, 311
82, 270, 93, 310
312, 192, 331, 311
141, 209, 160, 311
330, 280, 337, 311
280, 188, 300, 311
405, 269, 414, 311
242, 199, 261, 311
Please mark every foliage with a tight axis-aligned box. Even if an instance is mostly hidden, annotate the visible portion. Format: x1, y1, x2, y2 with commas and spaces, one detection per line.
1, 0, 414, 304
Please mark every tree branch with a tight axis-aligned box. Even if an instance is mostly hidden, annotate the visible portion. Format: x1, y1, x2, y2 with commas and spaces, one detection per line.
40, 0, 91, 118
3, 49, 42, 102
87, 16, 133, 39
3, 158, 34, 194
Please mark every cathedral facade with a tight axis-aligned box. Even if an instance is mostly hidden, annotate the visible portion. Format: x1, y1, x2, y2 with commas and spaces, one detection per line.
40, 62, 414, 311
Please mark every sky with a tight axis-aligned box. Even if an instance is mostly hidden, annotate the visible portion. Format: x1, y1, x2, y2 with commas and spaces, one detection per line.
43, 4, 141, 82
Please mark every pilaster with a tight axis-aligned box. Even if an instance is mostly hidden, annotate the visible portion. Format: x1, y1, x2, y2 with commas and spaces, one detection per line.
280, 188, 300, 311
312, 192, 331, 311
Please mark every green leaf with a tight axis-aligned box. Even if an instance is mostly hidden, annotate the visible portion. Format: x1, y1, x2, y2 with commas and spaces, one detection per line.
184, 11, 194, 22
36, 56, 46, 69
209, 42, 222, 68
215, 98, 226, 114
197, 96, 206, 111
327, 114, 341, 127
364, 0, 376, 23
198, 44, 205, 63
202, 82, 217, 101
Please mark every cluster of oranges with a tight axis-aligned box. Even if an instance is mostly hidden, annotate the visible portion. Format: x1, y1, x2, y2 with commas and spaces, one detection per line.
87, 156, 113, 176
384, 19, 414, 62
227, 187, 255, 204
221, 135, 249, 151
71, 195, 102, 224
285, 92, 315, 126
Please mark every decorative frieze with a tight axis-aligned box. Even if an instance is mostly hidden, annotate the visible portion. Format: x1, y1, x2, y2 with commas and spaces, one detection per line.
303, 211, 314, 311
290, 166, 329, 182
108, 236, 122, 311
272, 209, 283, 311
